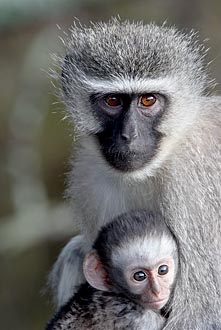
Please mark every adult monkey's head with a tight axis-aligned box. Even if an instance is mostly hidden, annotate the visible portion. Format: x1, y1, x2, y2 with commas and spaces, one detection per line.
59, 19, 209, 174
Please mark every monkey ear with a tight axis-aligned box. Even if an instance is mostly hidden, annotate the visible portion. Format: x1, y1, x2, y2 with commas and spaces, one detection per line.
83, 250, 110, 291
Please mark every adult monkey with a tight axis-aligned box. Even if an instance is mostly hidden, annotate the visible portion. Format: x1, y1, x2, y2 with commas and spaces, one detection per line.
50, 19, 221, 329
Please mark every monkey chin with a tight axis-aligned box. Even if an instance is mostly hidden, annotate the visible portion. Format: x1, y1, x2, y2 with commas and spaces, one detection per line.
142, 298, 168, 311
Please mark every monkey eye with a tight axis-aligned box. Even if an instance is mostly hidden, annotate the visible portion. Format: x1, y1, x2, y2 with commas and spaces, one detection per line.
105, 95, 123, 107
139, 94, 156, 107
158, 265, 169, 275
133, 271, 147, 282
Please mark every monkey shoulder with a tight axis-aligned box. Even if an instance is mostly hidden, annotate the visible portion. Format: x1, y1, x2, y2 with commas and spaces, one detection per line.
46, 283, 163, 330
174, 96, 221, 167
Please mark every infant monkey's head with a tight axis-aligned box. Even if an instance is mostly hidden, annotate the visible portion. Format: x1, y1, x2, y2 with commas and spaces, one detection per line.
83, 210, 178, 311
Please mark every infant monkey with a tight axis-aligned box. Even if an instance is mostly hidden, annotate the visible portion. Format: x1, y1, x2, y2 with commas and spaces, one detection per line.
46, 211, 179, 330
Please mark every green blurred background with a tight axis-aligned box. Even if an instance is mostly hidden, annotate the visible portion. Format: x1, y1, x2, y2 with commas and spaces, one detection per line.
0, 1, 220, 329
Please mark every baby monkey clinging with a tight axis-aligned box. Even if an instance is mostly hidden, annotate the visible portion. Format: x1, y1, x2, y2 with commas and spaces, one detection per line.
47, 210, 178, 330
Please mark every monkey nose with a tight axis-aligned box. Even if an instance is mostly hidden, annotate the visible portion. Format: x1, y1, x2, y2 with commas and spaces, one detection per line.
150, 280, 161, 295
152, 289, 161, 297
121, 129, 138, 143
121, 119, 138, 143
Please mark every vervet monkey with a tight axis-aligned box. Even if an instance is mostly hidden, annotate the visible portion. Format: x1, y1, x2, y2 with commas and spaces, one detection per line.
47, 211, 178, 330
50, 19, 221, 329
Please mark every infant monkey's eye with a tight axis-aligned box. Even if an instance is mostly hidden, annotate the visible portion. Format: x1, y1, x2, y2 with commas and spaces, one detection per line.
158, 265, 169, 275
133, 271, 147, 282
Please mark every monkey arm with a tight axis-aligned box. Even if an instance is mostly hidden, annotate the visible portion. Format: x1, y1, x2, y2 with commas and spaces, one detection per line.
46, 283, 165, 330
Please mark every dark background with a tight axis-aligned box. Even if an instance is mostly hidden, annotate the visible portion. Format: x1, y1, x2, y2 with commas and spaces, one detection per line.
0, 1, 220, 329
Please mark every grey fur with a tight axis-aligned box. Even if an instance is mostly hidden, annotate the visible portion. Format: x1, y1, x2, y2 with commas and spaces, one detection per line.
46, 284, 164, 330
57, 19, 210, 135
49, 235, 85, 306
50, 19, 221, 330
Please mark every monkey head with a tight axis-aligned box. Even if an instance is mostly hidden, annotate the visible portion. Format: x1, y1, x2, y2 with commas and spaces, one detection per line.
58, 19, 210, 175
83, 211, 178, 311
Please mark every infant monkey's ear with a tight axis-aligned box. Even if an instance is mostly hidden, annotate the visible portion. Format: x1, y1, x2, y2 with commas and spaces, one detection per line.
83, 250, 110, 291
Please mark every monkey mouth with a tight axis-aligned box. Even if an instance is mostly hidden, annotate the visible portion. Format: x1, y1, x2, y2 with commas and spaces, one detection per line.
96, 131, 159, 172
101, 149, 154, 172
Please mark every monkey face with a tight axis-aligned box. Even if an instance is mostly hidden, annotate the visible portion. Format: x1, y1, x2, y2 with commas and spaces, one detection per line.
109, 225, 178, 311
128, 259, 175, 310
91, 93, 166, 172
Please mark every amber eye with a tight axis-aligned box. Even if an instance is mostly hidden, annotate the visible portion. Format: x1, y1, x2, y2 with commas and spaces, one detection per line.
158, 265, 169, 275
140, 94, 156, 107
133, 271, 147, 282
105, 95, 122, 107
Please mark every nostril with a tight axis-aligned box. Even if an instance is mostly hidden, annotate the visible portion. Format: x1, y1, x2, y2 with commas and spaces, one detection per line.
121, 132, 131, 141
121, 117, 138, 143
121, 130, 138, 143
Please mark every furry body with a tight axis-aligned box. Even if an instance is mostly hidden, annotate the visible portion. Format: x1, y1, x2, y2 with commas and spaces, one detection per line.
46, 284, 164, 330
51, 20, 221, 330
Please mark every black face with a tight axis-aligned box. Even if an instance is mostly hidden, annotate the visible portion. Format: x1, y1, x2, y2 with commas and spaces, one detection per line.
91, 93, 166, 172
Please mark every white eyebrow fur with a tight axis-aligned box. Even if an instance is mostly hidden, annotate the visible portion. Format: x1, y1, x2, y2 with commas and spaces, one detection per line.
83, 76, 180, 95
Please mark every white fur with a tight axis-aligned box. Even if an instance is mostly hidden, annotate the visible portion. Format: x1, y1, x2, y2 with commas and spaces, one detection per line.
112, 234, 177, 270
83, 76, 180, 95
